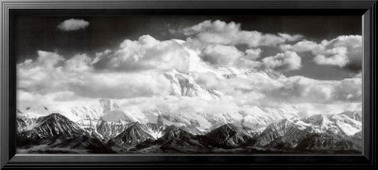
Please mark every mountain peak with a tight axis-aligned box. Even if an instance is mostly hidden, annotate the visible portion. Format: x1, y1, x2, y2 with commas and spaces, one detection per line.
112, 122, 154, 148
203, 123, 252, 148
154, 125, 196, 143
36, 112, 69, 124
22, 113, 85, 139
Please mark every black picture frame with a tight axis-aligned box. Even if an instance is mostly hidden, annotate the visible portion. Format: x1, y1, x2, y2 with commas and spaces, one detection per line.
0, 0, 377, 169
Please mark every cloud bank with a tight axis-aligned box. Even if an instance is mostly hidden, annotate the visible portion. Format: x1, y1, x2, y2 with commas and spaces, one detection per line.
18, 20, 363, 124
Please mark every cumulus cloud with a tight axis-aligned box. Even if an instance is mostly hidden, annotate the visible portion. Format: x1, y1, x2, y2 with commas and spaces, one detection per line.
313, 47, 349, 67
57, 18, 89, 31
17, 51, 65, 93
333, 78, 362, 101
17, 50, 172, 99
191, 61, 361, 106
281, 35, 362, 72
193, 70, 284, 106
278, 33, 303, 42
193, 72, 220, 89
69, 72, 171, 99
94, 35, 191, 72
183, 20, 302, 47
202, 44, 243, 66
64, 54, 93, 72
34, 50, 64, 69
263, 76, 362, 104
262, 51, 302, 71
17, 33, 361, 103
245, 48, 262, 60
280, 40, 323, 52
325, 35, 362, 71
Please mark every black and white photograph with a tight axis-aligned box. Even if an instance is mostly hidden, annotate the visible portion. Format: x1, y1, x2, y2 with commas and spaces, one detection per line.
16, 15, 363, 154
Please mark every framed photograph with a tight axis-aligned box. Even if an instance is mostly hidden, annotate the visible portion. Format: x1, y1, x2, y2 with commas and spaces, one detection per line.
0, 0, 377, 169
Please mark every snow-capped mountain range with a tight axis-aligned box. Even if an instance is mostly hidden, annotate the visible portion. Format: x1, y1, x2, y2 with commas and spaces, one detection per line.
16, 65, 362, 153
16, 103, 362, 153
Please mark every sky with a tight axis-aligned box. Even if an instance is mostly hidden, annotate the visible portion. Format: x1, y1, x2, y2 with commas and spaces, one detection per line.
16, 15, 363, 126
15, 15, 361, 80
